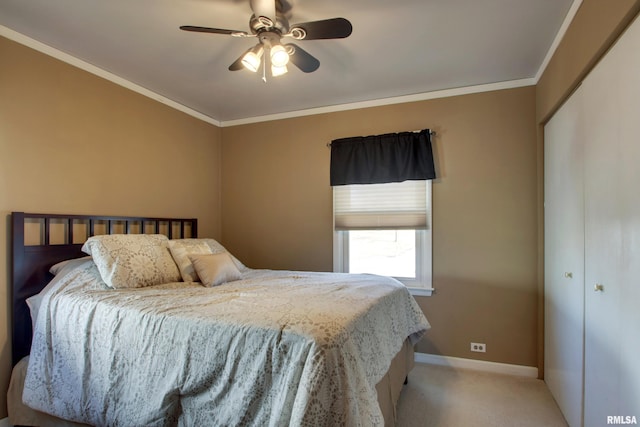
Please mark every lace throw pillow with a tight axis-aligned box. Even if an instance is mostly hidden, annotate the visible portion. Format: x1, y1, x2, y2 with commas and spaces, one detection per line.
82, 234, 180, 289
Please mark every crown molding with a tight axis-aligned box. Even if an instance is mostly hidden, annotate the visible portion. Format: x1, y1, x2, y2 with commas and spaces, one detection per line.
219, 78, 535, 127
534, 0, 583, 83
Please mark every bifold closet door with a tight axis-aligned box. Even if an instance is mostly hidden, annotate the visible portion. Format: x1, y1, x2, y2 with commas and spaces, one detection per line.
581, 14, 640, 427
544, 86, 584, 427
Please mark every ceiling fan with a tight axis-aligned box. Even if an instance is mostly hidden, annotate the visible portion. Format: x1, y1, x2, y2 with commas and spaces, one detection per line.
180, 0, 352, 79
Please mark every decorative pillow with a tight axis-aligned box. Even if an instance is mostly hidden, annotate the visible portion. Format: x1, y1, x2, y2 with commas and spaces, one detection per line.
168, 238, 247, 280
81, 234, 181, 289
190, 253, 242, 287
200, 238, 247, 271
167, 239, 213, 282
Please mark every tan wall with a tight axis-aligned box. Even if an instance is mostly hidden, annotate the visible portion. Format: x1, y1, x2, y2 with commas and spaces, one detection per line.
221, 86, 539, 367
0, 36, 222, 418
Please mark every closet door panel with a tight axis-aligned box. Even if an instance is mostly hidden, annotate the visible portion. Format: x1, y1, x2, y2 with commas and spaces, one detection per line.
582, 15, 640, 426
582, 59, 622, 427
544, 87, 585, 427
612, 18, 640, 417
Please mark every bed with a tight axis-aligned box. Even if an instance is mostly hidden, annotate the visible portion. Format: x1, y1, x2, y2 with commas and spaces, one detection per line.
8, 212, 430, 426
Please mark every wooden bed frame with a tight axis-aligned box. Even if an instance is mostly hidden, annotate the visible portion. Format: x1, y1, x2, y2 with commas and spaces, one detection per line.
11, 211, 198, 365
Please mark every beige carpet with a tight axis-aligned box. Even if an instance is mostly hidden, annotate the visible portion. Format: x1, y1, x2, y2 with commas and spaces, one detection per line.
396, 363, 568, 427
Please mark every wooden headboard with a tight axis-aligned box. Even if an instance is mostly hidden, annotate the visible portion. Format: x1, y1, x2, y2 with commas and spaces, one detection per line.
11, 212, 198, 365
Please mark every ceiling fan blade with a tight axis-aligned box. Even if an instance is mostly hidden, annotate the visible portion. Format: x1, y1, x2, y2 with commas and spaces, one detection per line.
250, 0, 276, 20
180, 25, 248, 36
290, 17, 352, 40
286, 43, 320, 73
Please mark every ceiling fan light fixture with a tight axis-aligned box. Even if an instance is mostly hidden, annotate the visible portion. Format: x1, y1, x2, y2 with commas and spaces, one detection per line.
181, 6, 353, 78
270, 44, 290, 67
242, 45, 264, 72
271, 64, 288, 77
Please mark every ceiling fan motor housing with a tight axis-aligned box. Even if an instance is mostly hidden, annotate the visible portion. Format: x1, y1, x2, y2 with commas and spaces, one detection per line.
250, 14, 289, 36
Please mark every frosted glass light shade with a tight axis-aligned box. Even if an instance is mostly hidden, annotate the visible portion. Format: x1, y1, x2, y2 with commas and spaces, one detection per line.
242, 52, 261, 72
270, 44, 289, 67
271, 64, 288, 77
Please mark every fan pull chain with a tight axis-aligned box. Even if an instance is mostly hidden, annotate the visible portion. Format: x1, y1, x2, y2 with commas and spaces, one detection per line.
262, 57, 267, 83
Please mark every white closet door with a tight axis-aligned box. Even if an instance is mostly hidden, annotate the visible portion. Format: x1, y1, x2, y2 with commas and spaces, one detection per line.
581, 15, 640, 427
614, 20, 640, 419
544, 86, 585, 427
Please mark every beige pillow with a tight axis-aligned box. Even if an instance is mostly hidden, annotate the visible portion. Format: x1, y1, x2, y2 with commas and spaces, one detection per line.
200, 238, 247, 272
167, 239, 213, 282
81, 234, 181, 289
190, 253, 242, 287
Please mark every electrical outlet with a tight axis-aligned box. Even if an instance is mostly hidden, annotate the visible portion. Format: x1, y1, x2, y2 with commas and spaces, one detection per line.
470, 342, 486, 353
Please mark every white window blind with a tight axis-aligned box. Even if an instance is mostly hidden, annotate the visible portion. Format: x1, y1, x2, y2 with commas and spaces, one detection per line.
333, 181, 428, 230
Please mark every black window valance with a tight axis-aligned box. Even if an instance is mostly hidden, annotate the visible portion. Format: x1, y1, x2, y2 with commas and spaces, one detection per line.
330, 129, 436, 186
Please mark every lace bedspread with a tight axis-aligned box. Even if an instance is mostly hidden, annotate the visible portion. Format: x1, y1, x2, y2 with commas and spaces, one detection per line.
23, 260, 430, 426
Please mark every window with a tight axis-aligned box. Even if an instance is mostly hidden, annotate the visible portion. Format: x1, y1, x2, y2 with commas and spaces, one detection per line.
333, 180, 433, 296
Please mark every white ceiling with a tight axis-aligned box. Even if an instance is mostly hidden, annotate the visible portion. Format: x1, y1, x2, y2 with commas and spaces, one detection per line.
0, 0, 576, 125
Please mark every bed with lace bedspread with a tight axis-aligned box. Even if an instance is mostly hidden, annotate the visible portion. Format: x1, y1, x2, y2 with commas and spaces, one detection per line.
23, 258, 430, 426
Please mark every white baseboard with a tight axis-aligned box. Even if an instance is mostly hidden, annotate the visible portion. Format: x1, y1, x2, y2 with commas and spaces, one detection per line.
0, 417, 11, 427
415, 352, 539, 378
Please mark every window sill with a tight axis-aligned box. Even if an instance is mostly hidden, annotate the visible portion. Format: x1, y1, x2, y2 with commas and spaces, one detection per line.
408, 287, 434, 297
